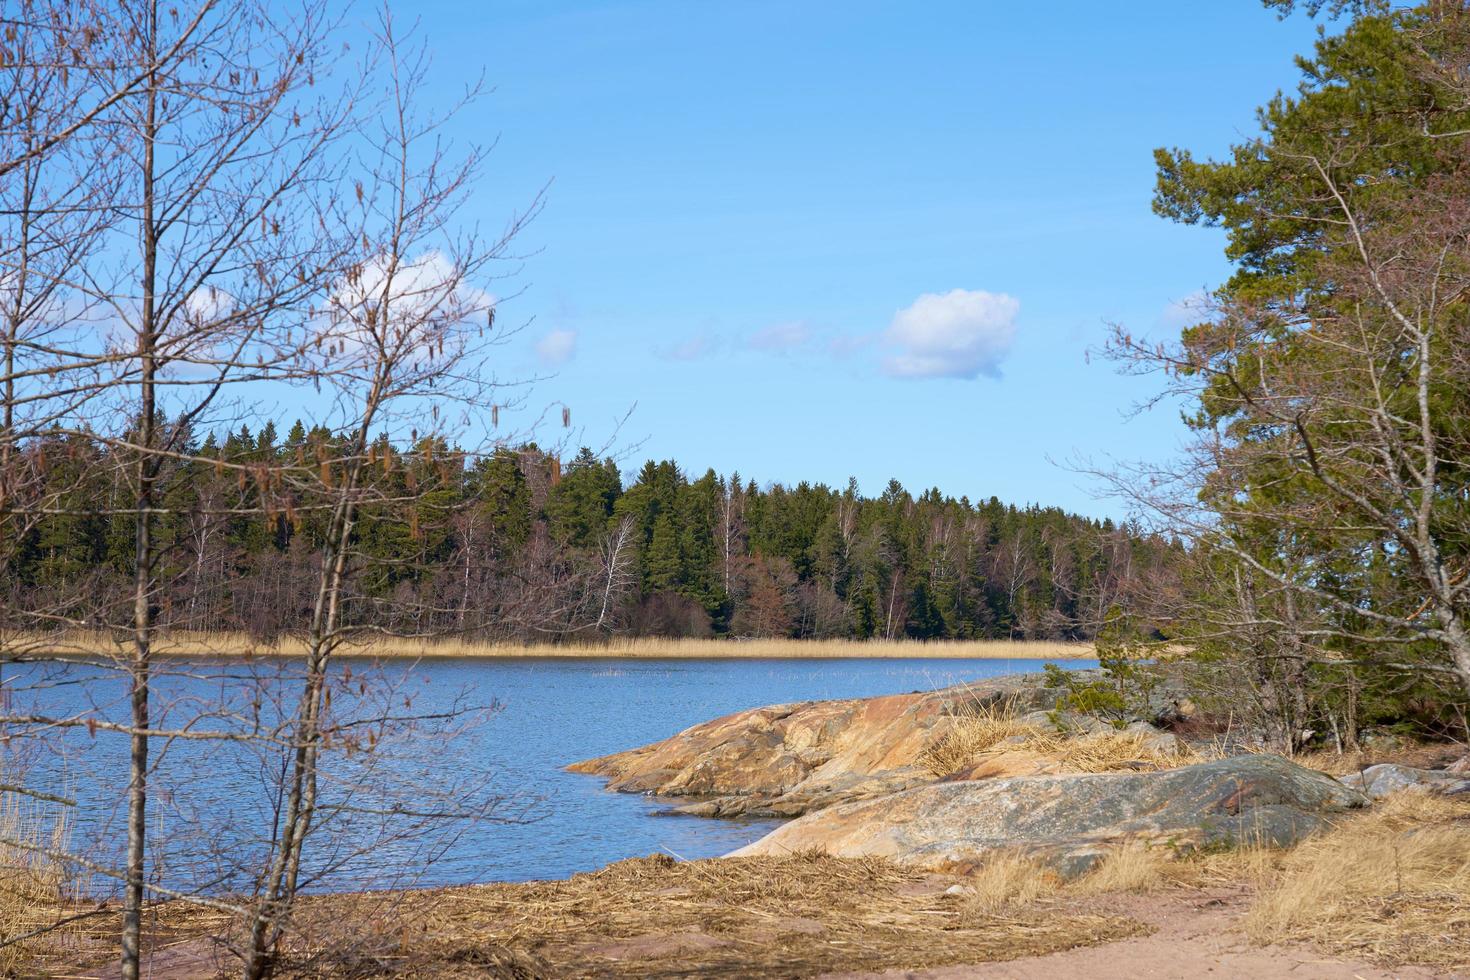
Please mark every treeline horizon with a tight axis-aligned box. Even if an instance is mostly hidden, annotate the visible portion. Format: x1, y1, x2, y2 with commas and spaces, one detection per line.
7, 417, 1181, 644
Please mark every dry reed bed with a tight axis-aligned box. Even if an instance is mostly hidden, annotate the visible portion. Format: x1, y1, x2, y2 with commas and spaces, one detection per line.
276, 852, 1143, 978
0, 782, 79, 975
272, 794, 1470, 976
27, 793, 1470, 976
8, 629, 1095, 661
1, 765, 230, 976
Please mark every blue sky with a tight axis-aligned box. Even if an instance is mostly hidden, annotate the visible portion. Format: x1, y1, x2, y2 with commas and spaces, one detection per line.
397, 1, 1326, 517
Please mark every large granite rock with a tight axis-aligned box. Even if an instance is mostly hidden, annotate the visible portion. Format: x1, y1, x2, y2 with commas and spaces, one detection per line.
728, 754, 1367, 877
567, 673, 1084, 817
1339, 763, 1470, 799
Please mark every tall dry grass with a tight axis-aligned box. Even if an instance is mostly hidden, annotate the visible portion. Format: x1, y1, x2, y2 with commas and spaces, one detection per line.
303, 851, 1142, 977
0, 780, 77, 975
1047, 791, 1470, 970
922, 696, 1046, 775
1245, 792, 1470, 968
23, 629, 1096, 661
957, 853, 1063, 914
1069, 844, 1175, 896
956, 833, 1282, 916
921, 698, 1198, 777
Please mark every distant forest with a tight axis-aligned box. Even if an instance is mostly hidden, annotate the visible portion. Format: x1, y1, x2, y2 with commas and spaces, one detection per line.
9, 420, 1182, 642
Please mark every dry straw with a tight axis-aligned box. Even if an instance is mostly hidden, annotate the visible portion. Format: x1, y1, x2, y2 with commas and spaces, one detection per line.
0, 776, 77, 975
922, 696, 1199, 778
1246, 792, 1470, 969
22, 629, 1096, 662
266, 852, 1141, 977
960, 853, 1063, 914
28, 793, 1470, 975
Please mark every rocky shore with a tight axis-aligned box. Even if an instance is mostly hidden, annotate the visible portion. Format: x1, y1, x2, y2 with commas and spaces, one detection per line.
730, 754, 1366, 875
569, 670, 1465, 875
54, 671, 1469, 978
568, 670, 1155, 818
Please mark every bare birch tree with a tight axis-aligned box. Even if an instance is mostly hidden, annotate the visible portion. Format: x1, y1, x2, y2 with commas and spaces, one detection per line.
0, 1, 365, 974
239, 12, 540, 971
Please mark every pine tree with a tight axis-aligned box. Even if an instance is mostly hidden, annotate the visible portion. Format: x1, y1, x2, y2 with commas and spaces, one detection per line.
644, 513, 683, 594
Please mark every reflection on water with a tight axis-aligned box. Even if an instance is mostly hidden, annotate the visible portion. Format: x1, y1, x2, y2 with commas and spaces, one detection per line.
4, 655, 1093, 892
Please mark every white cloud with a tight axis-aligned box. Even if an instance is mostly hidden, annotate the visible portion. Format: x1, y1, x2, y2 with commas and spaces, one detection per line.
658, 331, 721, 361
827, 332, 876, 359
323, 250, 495, 369
184, 284, 235, 323
882, 288, 1019, 380
1159, 289, 1213, 330
332, 250, 486, 326
748, 320, 812, 352
535, 328, 577, 365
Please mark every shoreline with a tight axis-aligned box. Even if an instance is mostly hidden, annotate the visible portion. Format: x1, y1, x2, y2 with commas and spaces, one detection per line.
4, 632, 1096, 661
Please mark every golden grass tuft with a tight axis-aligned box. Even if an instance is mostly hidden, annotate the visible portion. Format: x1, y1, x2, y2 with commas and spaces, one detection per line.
1245, 792, 1470, 969
1063, 828, 1293, 899
1287, 748, 1383, 777
922, 696, 1049, 776
13, 628, 1096, 661
923, 698, 1199, 778
1070, 844, 1174, 896
0, 782, 77, 975
1053, 730, 1200, 773
1288, 744, 1466, 777
961, 852, 1063, 914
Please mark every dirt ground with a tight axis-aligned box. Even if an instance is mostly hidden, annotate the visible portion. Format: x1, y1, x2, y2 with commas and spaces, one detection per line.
822, 885, 1461, 980
27, 747, 1470, 979
56, 873, 1466, 980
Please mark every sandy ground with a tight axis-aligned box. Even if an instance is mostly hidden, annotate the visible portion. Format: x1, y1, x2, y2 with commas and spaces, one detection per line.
76, 884, 1463, 979
822, 885, 1460, 980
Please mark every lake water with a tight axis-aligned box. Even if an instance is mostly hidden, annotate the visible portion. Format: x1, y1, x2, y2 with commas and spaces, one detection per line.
3, 655, 1091, 894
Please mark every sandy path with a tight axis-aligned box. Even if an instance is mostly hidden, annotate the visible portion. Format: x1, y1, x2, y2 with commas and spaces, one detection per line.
822, 886, 1457, 980
78, 883, 1464, 979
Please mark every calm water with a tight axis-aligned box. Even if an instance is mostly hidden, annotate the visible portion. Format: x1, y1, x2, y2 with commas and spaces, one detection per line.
5, 656, 1091, 893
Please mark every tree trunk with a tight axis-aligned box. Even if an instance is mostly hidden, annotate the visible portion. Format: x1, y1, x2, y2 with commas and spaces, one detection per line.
1441, 611, 1470, 705
122, 21, 159, 976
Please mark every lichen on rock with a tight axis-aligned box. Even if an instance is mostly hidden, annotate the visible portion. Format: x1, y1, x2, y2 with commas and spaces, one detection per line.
730, 754, 1368, 878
